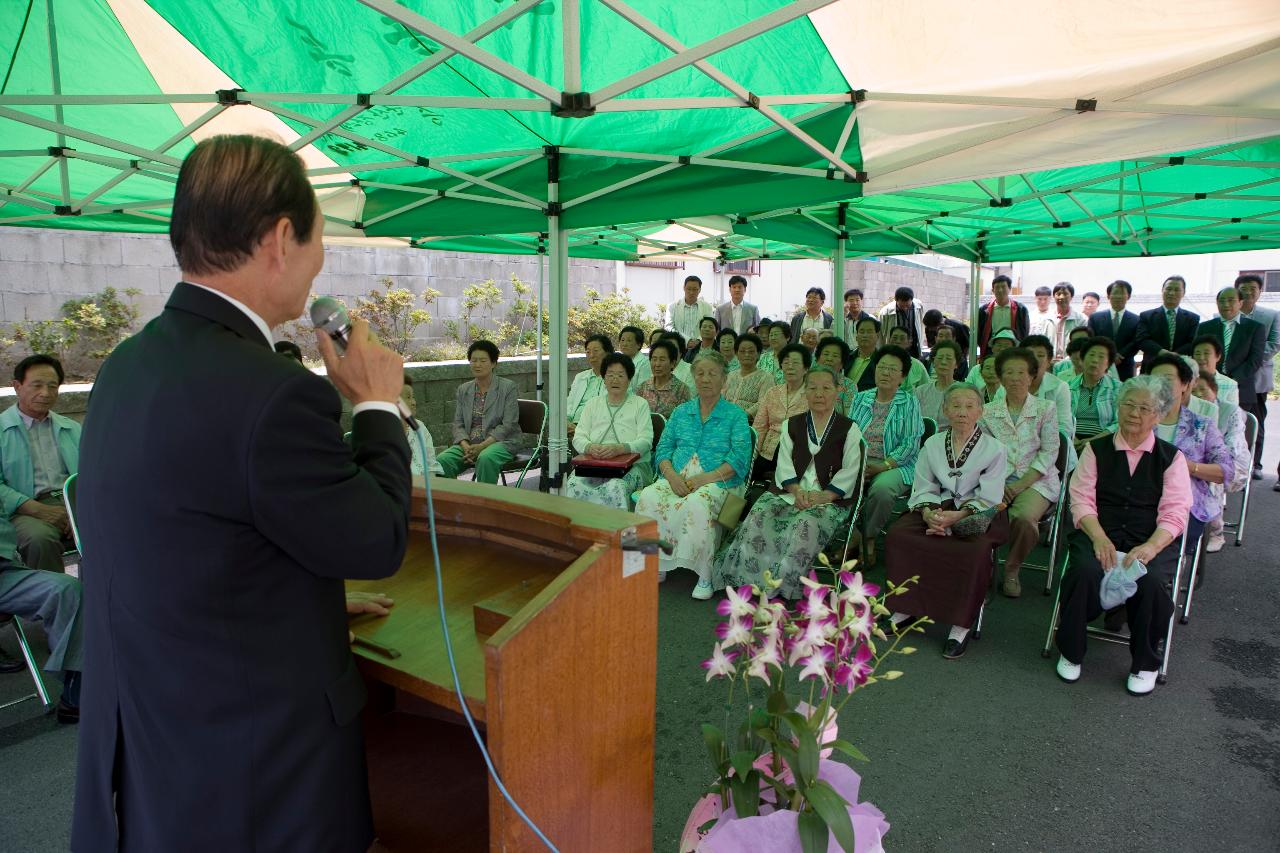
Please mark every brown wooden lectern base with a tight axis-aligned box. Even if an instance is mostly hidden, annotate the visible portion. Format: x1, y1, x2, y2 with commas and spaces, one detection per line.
347, 478, 659, 852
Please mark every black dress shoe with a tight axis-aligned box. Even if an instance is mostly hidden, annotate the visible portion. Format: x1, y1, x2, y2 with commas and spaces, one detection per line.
55, 699, 79, 724
942, 634, 970, 660
0, 648, 26, 674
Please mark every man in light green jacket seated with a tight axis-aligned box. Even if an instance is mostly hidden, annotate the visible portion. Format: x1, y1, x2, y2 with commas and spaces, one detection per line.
0, 355, 80, 573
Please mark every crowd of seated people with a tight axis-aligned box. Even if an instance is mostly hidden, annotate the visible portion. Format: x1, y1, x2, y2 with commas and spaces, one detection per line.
9, 274, 1260, 736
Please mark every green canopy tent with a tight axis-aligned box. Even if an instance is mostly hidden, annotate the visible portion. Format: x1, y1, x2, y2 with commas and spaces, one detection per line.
3, 0, 1279, 501
733, 134, 1280, 358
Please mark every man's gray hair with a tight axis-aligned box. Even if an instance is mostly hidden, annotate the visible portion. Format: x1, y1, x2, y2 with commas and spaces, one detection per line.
692, 350, 729, 377
1119, 375, 1174, 418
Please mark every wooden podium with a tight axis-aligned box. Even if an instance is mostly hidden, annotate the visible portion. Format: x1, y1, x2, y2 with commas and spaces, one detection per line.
346, 478, 659, 852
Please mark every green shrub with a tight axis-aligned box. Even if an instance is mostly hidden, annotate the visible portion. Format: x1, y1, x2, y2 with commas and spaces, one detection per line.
349, 277, 440, 356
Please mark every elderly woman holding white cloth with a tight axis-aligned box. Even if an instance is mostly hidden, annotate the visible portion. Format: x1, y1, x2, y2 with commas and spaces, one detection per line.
886, 385, 1009, 660
565, 352, 653, 510
1053, 375, 1193, 696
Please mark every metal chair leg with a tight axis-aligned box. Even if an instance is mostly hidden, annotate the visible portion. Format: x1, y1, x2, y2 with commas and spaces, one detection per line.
1157, 547, 1188, 684
1041, 549, 1069, 658
0, 617, 53, 712
1233, 476, 1252, 547
1179, 536, 1206, 625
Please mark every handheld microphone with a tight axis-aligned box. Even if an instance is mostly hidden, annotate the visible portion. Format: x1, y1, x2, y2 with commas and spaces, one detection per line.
310, 297, 418, 429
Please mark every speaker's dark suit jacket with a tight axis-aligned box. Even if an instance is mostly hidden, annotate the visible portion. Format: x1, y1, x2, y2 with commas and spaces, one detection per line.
1087, 309, 1141, 379
72, 283, 412, 853
1188, 316, 1266, 386
1136, 305, 1200, 359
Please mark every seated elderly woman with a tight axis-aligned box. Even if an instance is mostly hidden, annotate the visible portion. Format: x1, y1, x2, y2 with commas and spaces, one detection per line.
1190, 370, 1251, 553
567, 334, 614, 435
886, 385, 1009, 659
637, 338, 693, 418
565, 353, 654, 511
751, 344, 812, 482
756, 321, 790, 383
847, 345, 924, 566
1190, 334, 1239, 407
635, 352, 752, 600
814, 337, 856, 413
1054, 375, 1193, 696
914, 339, 963, 428
724, 333, 775, 418
716, 328, 740, 373
713, 366, 862, 599
1067, 336, 1122, 451
884, 326, 930, 390
980, 347, 1061, 598
437, 340, 522, 484
1143, 354, 1233, 558
975, 353, 1002, 403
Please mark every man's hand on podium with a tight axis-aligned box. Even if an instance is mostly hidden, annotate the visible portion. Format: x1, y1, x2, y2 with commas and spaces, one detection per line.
346, 591, 394, 642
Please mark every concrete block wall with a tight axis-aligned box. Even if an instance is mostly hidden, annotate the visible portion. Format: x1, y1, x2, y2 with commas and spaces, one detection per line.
0, 227, 617, 353
843, 259, 971, 320
0, 354, 589, 456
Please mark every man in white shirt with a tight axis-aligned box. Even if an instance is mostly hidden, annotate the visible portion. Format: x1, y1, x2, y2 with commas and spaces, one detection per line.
1081, 292, 1101, 318
715, 275, 760, 335
1041, 282, 1087, 361
667, 275, 715, 349
1236, 273, 1279, 481
876, 286, 926, 358
0, 354, 80, 572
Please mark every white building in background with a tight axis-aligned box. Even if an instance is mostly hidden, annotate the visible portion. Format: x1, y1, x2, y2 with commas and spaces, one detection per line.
617, 258, 832, 327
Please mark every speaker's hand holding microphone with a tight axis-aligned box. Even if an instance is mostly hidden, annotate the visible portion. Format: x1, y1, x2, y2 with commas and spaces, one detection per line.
312, 297, 410, 425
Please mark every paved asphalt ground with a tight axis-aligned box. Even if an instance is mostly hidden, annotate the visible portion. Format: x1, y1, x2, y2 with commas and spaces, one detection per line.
3, 409, 1278, 852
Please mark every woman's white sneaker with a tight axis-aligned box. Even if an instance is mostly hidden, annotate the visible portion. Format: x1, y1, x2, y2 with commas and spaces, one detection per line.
1056, 655, 1081, 683
1126, 670, 1158, 696
691, 579, 714, 600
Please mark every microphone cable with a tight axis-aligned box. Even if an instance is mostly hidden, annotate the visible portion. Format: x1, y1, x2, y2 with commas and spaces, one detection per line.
409, 428, 559, 852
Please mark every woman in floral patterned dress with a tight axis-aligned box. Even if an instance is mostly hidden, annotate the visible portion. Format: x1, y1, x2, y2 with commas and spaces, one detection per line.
713, 366, 862, 600
635, 352, 752, 600
635, 338, 692, 418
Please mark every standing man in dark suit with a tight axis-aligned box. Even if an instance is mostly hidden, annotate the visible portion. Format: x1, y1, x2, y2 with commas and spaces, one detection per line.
1087, 279, 1142, 379
715, 274, 760, 335
1136, 275, 1200, 360
1189, 286, 1266, 402
789, 286, 834, 343
1237, 273, 1279, 480
72, 136, 413, 853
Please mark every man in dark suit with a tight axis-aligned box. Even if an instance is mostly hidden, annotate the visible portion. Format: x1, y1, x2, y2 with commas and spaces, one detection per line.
1087, 279, 1142, 379
72, 136, 413, 853
789, 286, 834, 342
1136, 275, 1200, 359
714, 274, 761, 335
1187, 287, 1266, 391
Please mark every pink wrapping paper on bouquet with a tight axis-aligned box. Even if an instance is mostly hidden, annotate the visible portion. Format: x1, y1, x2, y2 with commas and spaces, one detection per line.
679, 759, 889, 853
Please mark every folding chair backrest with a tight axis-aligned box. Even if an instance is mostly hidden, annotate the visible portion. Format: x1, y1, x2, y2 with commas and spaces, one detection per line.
650, 412, 666, 449
63, 473, 82, 554
921, 417, 936, 446
1054, 431, 1071, 480
517, 399, 547, 440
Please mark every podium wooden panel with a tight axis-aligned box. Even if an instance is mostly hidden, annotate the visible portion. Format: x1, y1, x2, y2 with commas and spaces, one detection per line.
347, 477, 659, 852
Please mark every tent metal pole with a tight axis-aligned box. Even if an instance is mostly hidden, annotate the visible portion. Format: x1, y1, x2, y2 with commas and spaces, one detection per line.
563, 0, 581, 93
591, 0, 840, 106
536, 236, 545, 403
546, 148, 569, 494
968, 261, 980, 365
44, 0, 70, 206
356, 0, 561, 103
831, 202, 847, 342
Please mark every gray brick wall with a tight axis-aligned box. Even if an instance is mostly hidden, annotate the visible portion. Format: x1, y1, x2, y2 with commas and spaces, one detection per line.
843, 259, 972, 321
0, 227, 617, 352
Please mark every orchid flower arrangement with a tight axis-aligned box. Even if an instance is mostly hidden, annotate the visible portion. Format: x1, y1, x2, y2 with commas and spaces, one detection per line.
696, 555, 927, 853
